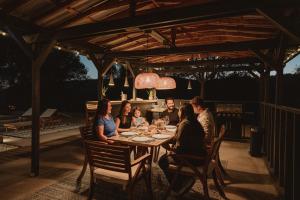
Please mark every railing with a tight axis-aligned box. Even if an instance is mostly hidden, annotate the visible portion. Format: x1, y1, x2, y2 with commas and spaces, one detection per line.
260, 102, 299, 200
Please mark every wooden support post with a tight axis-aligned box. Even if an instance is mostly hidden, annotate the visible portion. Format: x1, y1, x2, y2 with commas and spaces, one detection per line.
259, 71, 265, 102
98, 70, 104, 100
31, 36, 56, 176
275, 67, 284, 105
264, 69, 270, 103
126, 61, 136, 100
200, 80, 205, 99
88, 53, 105, 100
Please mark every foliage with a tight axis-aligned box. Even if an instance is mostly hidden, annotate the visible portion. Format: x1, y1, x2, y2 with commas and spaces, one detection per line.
0, 37, 88, 90
295, 65, 300, 74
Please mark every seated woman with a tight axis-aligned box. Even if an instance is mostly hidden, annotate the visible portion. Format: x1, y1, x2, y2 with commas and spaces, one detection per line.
93, 98, 118, 143
115, 100, 132, 132
158, 103, 207, 194
131, 106, 148, 127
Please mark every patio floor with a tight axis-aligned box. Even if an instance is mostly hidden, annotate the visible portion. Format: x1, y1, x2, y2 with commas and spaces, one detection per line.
0, 133, 279, 200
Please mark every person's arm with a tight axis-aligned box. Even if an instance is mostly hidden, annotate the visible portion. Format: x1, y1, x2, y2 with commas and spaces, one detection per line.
172, 121, 186, 153
131, 117, 137, 127
142, 117, 149, 126
96, 125, 112, 143
115, 117, 130, 132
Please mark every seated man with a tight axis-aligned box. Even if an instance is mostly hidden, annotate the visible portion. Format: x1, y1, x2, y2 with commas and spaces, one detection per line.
161, 97, 179, 126
159, 103, 207, 195
191, 96, 216, 145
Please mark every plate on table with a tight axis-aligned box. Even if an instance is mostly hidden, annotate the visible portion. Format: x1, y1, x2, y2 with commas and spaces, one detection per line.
165, 125, 176, 129
166, 128, 176, 133
152, 134, 171, 139
120, 131, 137, 136
131, 136, 152, 142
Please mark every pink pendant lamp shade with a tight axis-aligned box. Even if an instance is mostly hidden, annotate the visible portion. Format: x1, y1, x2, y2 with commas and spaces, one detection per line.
156, 77, 176, 90
134, 73, 160, 89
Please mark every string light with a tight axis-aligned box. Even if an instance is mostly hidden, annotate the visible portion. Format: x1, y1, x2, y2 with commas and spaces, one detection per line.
0, 31, 7, 36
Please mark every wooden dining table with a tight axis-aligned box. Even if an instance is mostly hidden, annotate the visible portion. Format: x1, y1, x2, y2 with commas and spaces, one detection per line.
108, 128, 176, 162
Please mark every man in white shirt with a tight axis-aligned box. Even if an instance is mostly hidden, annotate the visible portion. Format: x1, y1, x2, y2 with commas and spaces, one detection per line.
191, 96, 215, 145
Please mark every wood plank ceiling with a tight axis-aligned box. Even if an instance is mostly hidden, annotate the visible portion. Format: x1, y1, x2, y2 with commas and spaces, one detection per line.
0, 0, 299, 69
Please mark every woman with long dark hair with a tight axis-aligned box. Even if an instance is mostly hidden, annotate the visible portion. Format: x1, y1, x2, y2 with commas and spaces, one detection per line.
93, 98, 117, 143
158, 103, 207, 194
115, 100, 132, 132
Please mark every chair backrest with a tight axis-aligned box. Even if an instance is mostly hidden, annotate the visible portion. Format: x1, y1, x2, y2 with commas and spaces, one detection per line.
40, 108, 57, 118
84, 140, 132, 176
85, 102, 97, 126
21, 108, 32, 117
209, 125, 226, 161
79, 126, 97, 140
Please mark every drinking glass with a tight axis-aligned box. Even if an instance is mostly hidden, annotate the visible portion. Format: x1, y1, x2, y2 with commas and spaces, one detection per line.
164, 116, 169, 125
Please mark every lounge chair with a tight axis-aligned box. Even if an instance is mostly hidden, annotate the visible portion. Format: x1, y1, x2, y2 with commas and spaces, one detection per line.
20, 108, 32, 119
3, 108, 61, 131
40, 108, 61, 128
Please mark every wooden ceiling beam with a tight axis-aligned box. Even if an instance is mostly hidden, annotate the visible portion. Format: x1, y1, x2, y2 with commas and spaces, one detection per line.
31, 0, 75, 22
1, 0, 32, 13
150, 64, 262, 73
56, 1, 261, 41
0, 11, 42, 35
55, 0, 130, 28
252, 49, 275, 66
109, 34, 146, 50
131, 57, 261, 67
148, 30, 174, 48
256, 8, 300, 44
0, 20, 34, 59
106, 39, 278, 57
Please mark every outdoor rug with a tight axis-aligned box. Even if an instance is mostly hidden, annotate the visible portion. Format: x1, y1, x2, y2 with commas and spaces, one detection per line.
19, 163, 226, 200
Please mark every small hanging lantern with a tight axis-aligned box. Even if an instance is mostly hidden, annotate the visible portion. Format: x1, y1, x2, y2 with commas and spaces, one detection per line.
124, 66, 129, 87
187, 80, 192, 90
156, 77, 176, 90
108, 72, 114, 86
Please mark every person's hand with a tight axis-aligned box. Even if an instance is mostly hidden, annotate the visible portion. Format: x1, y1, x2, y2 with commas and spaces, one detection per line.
107, 140, 114, 144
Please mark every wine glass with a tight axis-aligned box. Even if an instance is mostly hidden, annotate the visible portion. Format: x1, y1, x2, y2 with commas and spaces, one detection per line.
164, 116, 169, 126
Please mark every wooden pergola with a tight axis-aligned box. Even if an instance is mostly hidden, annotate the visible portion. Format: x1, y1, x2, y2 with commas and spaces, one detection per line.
0, 0, 299, 180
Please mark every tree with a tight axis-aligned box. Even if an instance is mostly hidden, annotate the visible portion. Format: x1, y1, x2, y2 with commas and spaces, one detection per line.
295, 65, 300, 74
0, 37, 88, 90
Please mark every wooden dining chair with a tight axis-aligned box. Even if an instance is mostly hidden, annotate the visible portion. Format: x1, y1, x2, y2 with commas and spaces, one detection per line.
84, 140, 153, 200
163, 125, 228, 200
77, 126, 97, 186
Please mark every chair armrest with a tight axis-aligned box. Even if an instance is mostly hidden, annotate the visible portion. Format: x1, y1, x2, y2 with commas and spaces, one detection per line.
168, 153, 206, 161
131, 153, 152, 166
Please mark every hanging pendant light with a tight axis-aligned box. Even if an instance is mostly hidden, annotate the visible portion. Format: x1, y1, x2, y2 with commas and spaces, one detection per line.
135, 72, 160, 89
134, 32, 160, 89
187, 80, 192, 90
124, 67, 129, 87
156, 77, 176, 90
108, 72, 114, 86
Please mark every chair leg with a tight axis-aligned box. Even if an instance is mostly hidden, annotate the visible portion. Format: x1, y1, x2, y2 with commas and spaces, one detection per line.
212, 170, 228, 200
144, 172, 153, 199
199, 175, 210, 200
76, 155, 88, 185
88, 179, 94, 200
163, 172, 179, 200
153, 146, 160, 163
215, 165, 225, 187
217, 153, 228, 176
